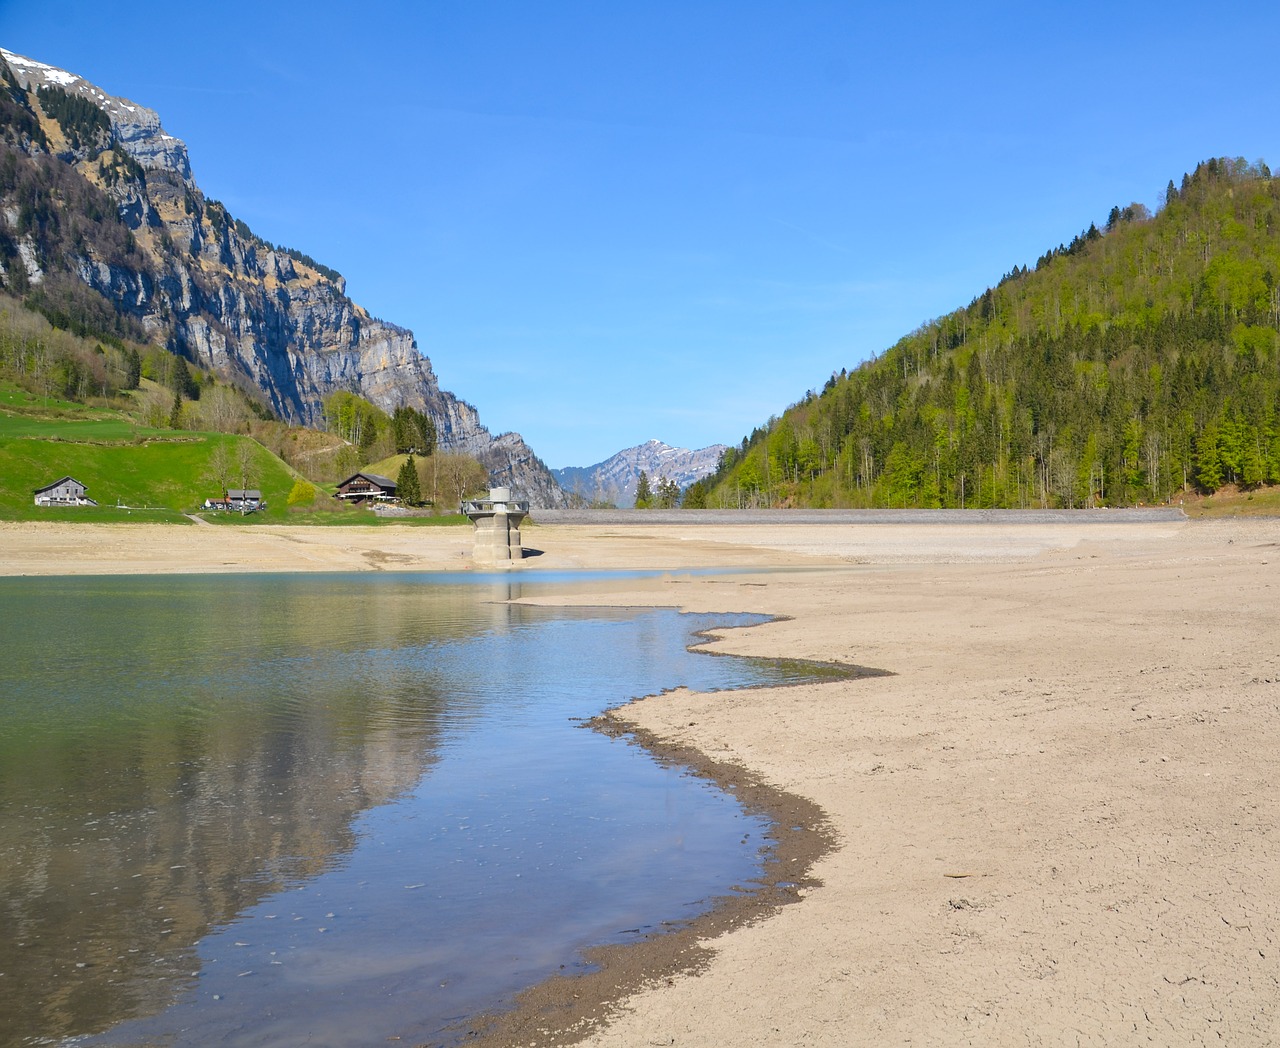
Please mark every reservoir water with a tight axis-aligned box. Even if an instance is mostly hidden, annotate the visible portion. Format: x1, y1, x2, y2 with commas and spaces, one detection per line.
0, 572, 839, 1046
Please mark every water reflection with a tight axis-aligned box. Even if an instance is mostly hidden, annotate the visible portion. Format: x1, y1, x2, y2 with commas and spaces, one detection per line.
2, 575, 466, 1043
0, 573, 843, 1046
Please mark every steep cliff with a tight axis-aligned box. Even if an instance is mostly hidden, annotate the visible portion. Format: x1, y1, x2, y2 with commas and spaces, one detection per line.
0, 47, 566, 505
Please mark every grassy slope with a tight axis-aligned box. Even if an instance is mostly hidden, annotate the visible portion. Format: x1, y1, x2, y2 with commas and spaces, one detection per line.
1177, 483, 1280, 518
2, 438, 290, 525
0, 384, 288, 521
0, 386, 470, 525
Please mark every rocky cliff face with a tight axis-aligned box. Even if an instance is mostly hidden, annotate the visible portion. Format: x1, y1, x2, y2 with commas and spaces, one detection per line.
0, 48, 567, 506
554, 439, 728, 507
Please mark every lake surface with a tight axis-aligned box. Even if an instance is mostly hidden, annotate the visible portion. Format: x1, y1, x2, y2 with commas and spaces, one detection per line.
0, 571, 839, 1047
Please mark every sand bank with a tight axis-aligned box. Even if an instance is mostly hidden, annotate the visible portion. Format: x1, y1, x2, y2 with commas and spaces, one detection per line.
537, 516, 1280, 1047
0, 513, 1184, 575
4, 515, 1278, 1045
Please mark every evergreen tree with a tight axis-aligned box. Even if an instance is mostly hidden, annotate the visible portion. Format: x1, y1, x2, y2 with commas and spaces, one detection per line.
655, 476, 681, 507
682, 477, 709, 508
397, 454, 422, 505
392, 406, 436, 455
634, 470, 652, 508
169, 354, 198, 399
1196, 424, 1225, 492
124, 347, 141, 389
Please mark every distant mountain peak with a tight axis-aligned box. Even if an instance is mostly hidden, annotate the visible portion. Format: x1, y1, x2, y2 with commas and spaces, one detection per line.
1, 48, 193, 180
0, 49, 76, 85
553, 440, 727, 507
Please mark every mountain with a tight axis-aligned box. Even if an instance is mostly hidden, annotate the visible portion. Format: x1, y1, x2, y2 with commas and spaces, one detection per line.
553, 438, 728, 507
692, 158, 1280, 510
0, 48, 567, 506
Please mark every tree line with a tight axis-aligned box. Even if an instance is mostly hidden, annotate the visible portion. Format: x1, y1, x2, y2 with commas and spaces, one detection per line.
634, 470, 681, 508
35, 83, 112, 156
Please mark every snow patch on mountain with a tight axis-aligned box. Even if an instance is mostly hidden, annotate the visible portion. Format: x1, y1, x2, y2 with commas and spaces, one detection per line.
553, 439, 727, 507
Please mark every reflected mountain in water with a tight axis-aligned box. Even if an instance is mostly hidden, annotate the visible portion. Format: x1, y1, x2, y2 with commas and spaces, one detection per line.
0, 572, 848, 1046
0, 575, 502, 1040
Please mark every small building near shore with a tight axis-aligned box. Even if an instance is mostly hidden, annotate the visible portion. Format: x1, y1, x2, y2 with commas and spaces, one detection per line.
228, 489, 262, 511
34, 476, 98, 507
334, 472, 397, 504
204, 489, 263, 512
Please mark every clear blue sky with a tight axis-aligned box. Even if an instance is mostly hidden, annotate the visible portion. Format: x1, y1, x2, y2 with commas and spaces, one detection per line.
4, 2, 1280, 468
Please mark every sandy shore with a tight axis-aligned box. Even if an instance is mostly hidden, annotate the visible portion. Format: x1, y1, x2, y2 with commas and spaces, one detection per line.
0, 515, 1190, 575
4, 515, 1279, 1045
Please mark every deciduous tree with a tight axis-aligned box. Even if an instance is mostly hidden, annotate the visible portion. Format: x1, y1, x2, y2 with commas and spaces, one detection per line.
433, 453, 488, 507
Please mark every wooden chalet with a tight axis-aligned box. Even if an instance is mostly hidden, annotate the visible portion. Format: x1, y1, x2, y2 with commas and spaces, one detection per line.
34, 476, 98, 507
333, 472, 397, 503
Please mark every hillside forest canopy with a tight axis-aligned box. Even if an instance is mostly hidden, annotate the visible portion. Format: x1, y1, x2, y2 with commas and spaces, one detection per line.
686, 158, 1280, 510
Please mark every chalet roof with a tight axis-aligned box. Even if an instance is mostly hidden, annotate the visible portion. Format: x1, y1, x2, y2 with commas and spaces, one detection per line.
227, 489, 262, 499
33, 476, 83, 494
336, 472, 397, 489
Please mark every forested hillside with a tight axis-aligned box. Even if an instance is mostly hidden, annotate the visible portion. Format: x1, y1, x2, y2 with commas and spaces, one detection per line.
689, 158, 1280, 509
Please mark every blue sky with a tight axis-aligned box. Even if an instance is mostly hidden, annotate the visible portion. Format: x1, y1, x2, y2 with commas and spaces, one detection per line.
4, 2, 1280, 468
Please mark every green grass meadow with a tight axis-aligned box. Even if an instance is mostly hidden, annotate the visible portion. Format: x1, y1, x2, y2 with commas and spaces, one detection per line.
1, 431, 291, 522
0, 386, 471, 526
